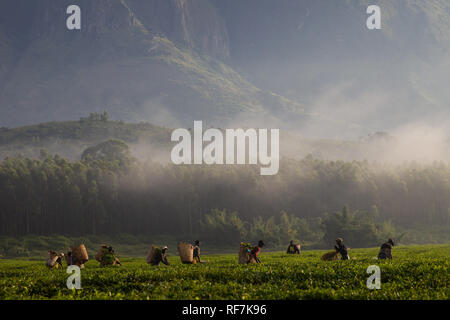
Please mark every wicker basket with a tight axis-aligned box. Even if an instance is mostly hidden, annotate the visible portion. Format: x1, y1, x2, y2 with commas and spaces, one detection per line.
95, 245, 108, 262
147, 245, 160, 264
321, 251, 339, 261
46, 251, 59, 268
178, 242, 194, 264
239, 242, 254, 264
68, 244, 89, 267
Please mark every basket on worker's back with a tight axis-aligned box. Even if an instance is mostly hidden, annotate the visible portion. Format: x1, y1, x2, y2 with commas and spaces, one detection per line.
46, 251, 60, 268
96, 245, 118, 266
67, 244, 89, 267
95, 245, 109, 262
321, 251, 339, 261
239, 242, 255, 264
178, 242, 195, 264
73, 244, 89, 262
146, 245, 161, 264
95, 244, 108, 262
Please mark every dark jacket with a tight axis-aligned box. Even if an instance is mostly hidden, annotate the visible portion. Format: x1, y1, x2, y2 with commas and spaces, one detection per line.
151, 250, 169, 266
286, 244, 300, 254
334, 243, 349, 260
378, 242, 393, 259
193, 245, 200, 262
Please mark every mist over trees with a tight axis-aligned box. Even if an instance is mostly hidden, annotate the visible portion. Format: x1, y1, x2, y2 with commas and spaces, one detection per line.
1, 0, 449, 256
0, 146, 448, 247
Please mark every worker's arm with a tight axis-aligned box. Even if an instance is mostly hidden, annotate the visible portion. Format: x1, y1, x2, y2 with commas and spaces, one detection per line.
162, 255, 170, 265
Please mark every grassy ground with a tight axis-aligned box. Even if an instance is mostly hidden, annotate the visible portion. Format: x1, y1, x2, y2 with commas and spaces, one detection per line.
0, 244, 448, 300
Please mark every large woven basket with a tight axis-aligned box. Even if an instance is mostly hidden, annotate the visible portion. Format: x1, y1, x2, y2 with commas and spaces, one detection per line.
239, 242, 254, 264
321, 251, 339, 261
46, 251, 59, 268
177, 242, 194, 264
95, 245, 108, 262
146, 245, 160, 264
72, 244, 89, 263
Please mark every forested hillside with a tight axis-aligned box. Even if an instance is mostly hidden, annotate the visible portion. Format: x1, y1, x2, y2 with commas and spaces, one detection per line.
2, 117, 448, 163
0, 114, 172, 161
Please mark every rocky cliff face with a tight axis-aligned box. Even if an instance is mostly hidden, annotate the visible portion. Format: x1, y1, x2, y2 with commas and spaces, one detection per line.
1, 0, 447, 134
126, 0, 229, 59
0, 0, 228, 59
0, 0, 301, 128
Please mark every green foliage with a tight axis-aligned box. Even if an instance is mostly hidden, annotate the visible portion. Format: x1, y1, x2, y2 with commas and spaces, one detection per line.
199, 209, 323, 247
200, 209, 247, 244
80, 111, 110, 123
321, 206, 396, 248
81, 139, 132, 167
0, 245, 448, 300
0, 234, 179, 259
0, 119, 172, 160
248, 212, 302, 246
0, 153, 448, 247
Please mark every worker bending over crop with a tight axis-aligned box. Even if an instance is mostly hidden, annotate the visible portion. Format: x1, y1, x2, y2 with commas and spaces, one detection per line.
378, 238, 394, 260
97, 245, 122, 266
251, 240, 265, 263
334, 238, 350, 260
151, 246, 170, 266
46, 251, 64, 268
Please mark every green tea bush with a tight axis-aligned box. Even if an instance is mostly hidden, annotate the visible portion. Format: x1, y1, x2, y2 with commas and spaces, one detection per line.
0, 244, 448, 300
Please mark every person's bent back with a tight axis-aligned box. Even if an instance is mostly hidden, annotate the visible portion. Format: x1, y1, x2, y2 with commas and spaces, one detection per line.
334, 238, 349, 260
378, 239, 394, 260
151, 246, 170, 266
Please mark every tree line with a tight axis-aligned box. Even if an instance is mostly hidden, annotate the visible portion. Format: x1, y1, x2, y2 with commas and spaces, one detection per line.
0, 141, 448, 247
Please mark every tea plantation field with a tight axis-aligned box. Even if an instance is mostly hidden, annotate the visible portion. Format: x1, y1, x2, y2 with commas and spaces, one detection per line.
0, 245, 448, 300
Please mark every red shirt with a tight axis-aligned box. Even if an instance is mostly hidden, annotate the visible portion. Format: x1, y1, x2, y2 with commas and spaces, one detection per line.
251, 246, 261, 256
